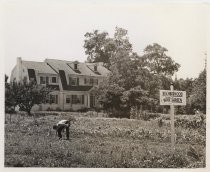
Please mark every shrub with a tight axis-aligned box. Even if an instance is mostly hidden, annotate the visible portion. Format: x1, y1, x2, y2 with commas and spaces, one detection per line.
64, 108, 74, 112
55, 107, 62, 112
140, 111, 161, 121
77, 107, 90, 113
46, 107, 52, 111
175, 115, 205, 129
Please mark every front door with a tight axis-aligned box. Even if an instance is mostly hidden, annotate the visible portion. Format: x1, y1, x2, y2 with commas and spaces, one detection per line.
90, 94, 95, 108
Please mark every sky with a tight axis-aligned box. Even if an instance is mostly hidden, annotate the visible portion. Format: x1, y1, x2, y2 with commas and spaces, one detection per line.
3, 0, 209, 79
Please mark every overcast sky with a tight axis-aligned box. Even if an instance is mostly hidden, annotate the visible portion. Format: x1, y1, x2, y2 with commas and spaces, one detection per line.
3, 0, 208, 79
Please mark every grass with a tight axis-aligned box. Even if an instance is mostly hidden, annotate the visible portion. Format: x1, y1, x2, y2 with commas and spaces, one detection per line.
4, 112, 206, 168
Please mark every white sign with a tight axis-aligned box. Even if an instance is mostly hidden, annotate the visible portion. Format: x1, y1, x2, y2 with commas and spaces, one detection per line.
160, 90, 186, 106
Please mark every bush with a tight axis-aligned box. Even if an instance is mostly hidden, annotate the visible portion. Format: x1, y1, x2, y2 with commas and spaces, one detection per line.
55, 107, 62, 112
46, 107, 52, 111
64, 108, 74, 112
109, 110, 130, 118
76, 107, 90, 113
140, 111, 161, 121
175, 115, 205, 129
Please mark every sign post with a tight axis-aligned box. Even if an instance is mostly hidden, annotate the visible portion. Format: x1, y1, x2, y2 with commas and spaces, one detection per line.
170, 84, 175, 152
160, 85, 186, 153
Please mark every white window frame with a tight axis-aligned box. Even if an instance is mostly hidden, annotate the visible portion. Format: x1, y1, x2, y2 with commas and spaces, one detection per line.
40, 76, 46, 84
51, 76, 57, 84
71, 77, 77, 86
50, 94, 58, 104
66, 95, 71, 104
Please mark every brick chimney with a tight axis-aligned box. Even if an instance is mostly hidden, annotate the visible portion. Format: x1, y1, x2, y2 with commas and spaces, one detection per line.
16, 57, 22, 82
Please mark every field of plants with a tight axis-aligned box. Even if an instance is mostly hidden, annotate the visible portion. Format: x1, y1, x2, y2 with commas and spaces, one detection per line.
4, 112, 206, 168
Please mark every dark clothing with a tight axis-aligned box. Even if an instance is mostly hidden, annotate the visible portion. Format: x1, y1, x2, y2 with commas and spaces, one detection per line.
54, 120, 70, 140
57, 125, 69, 139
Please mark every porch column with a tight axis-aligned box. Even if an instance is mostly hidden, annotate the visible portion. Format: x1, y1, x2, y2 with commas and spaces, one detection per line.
87, 94, 90, 108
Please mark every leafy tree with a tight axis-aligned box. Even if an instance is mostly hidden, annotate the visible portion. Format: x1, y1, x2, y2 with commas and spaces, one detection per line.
84, 30, 114, 68
84, 27, 132, 69
16, 79, 51, 115
188, 69, 206, 113
142, 43, 180, 76
87, 28, 181, 117
174, 77, 194, 114
5, 75, 18, 114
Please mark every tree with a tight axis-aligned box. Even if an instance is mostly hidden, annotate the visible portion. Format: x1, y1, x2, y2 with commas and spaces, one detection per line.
16, 79, 51, 115
142, 43, 180, 76
5, 75, 18, 114
84, 30, 114, 68
86, 28, 181, 117
188, 69, 206, 113
173, 77, 194, 114
84, 27, 132, 69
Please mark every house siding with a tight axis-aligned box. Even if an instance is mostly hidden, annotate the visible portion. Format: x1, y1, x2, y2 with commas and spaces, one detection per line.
10, 57, 109, 112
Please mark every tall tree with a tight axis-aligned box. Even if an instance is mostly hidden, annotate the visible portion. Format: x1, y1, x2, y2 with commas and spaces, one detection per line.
84, 27, 132, 69
188, 69, 206, 113
142, 43, 180, 76
87, 28, 181, 117
84, 30, 114, 68
5, 75, 18, 114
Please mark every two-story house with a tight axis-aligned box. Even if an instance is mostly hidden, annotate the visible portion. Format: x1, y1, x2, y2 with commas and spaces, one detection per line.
10, 57, 110, 111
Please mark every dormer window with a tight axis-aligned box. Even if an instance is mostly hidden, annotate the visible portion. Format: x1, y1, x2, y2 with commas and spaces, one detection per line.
67, 61, 81, 74
74, 63, 78, 70
94, 65, 97, 71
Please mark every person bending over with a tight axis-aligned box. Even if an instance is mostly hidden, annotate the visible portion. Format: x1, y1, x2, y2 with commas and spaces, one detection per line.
53, 119, 72, 140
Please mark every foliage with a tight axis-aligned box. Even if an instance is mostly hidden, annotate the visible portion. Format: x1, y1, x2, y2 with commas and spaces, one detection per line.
87, 28, 178, 117
5, 75, 18, 113
5, 113, 205, 167
188, 69, 206, 113
85, 27, 206, 117
7, 78, 51, 115
173, 69, 206, 114
142, 43, 180, 76
84, 30, 112, 67
84, 27, 132, 69
16, 79, 51, 115
174, 114, 205, 130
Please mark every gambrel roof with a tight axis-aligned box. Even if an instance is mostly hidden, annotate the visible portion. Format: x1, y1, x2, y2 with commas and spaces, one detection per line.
22, 60, 57, 74
45, 59, 110, 77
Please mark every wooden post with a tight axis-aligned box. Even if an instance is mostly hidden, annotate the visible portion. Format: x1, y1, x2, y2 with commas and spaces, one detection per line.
170, 84, 175, 152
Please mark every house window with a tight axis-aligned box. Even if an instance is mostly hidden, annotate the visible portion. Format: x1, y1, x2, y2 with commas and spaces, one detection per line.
84, 78, 90, 85
94, 79, 98, 85
94, 65, 97, 71
74, 63, 78, 70
90, 94, 96, 107
72, 95, 84, 104
66, 95, 71, 104
90, 78, 94, 85
70, 77, 77, 86
50, 95, 58, 104
46, 76, 49, 84
52, 77, 57, 83
40, 76, 46, 84
40, 76, 49, 84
